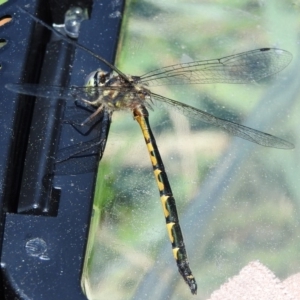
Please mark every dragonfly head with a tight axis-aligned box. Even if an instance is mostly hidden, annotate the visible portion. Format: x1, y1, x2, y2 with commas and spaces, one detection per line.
84, 69, 110, 87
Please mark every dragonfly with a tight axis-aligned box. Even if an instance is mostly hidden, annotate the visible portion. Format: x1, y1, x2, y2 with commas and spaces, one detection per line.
6, 7, 294, 295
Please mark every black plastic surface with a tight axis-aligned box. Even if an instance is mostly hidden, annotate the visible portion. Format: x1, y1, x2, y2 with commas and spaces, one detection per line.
0, 0, 124, 299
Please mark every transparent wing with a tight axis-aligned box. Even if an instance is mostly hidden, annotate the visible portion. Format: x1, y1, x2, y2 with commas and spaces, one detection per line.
5, 83, 131, 102
138, 48, 292, 86
150, 92, 294, 149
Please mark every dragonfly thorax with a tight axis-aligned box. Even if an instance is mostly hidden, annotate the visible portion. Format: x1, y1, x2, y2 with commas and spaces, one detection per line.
84, 69, 152, 112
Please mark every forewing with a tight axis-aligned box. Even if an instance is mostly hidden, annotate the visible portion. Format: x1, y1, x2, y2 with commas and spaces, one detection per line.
138, 48, 292, 86
5, 83, 127, 102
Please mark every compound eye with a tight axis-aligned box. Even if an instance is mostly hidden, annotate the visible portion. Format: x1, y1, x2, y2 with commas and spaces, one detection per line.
84, 71, 98, 87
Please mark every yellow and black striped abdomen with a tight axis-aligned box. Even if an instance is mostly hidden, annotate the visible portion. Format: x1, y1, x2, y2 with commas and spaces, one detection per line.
133, 105, 197, 295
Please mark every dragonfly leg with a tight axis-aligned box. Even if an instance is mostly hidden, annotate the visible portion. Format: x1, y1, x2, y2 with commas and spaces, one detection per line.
133, 105, 197, 295
80, 104, 104, 126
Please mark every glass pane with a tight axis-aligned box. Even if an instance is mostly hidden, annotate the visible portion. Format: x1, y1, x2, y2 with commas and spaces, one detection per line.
84, 1, 299, 299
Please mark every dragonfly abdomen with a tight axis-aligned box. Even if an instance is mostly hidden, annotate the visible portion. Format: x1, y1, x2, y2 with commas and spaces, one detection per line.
134, 105, 197, 295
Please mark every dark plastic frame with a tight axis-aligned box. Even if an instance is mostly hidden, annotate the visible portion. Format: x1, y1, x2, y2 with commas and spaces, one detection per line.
0, 0, 124, 299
